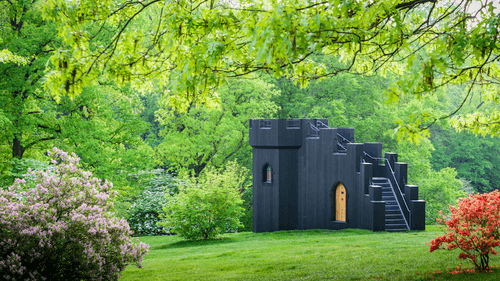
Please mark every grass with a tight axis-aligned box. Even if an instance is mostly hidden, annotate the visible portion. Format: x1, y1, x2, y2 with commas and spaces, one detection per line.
120, 226, 500, 280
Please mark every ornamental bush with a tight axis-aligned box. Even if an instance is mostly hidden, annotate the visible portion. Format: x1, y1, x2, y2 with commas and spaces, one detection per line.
0, 148, 149, 280
429, 190, 500, 271
127, 171, 180, 236
160, 162, 246, 240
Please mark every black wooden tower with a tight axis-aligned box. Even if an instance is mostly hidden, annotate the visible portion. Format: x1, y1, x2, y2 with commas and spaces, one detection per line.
249, 118, 425, 233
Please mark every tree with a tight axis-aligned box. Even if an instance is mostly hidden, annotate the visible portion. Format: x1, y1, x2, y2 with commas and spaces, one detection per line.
429, 83, 500, 193
271, 55, 399, 148
0, 1, 155, 192
0, 78, 155, 188
431, 126, 500, 193
397, 137, 466, 223
0, 0, 60, 160
138, 91, 163, 148
42, 0, 500, 136
394, 93, 466, 223
156, 76, 278, 176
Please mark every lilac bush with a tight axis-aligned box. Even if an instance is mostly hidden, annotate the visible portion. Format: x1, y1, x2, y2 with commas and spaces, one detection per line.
0, 148, 149, 281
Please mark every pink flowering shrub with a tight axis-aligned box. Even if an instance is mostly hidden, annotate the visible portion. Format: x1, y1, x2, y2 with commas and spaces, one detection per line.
0, 148, 149, 280
429, 190, 500, 271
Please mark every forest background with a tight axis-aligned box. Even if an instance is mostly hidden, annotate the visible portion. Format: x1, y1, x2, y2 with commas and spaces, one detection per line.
1, 0, 500, 230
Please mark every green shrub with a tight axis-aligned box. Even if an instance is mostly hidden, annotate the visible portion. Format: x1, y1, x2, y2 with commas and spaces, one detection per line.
419, 168, 466, 224
240, 185, 253, 232
160, 162, 246, 240
127, 171, 179, 236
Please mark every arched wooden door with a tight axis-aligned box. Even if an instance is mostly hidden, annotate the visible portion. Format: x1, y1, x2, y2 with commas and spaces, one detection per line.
335, 184, 346, 221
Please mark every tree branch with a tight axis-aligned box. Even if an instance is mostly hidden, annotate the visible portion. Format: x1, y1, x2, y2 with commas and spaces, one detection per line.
395, 0, 437, 10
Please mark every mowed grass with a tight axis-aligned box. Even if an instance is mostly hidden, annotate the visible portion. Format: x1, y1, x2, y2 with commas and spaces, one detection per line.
120, 226, 500, 280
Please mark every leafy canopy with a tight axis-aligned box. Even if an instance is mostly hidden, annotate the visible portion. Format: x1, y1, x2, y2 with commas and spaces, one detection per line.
41, 0, 500, 137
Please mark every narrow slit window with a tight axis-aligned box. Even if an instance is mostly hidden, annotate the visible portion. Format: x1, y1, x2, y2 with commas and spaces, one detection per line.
263, 164, 272, 183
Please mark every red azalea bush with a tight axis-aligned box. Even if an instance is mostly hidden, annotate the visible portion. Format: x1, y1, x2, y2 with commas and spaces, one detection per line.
0, 148, 149, 280
429, 190, 500, 271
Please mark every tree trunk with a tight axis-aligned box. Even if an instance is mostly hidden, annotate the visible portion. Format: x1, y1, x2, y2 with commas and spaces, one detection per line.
12, 135, 25, 159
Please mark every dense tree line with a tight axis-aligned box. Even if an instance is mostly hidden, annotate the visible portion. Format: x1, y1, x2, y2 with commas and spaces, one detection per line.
2, 0, 499, 228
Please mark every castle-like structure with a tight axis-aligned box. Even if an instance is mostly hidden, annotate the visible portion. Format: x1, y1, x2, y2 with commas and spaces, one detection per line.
249, 118, 425, 233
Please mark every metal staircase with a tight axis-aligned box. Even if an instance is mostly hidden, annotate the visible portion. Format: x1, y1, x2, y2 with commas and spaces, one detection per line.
372, 177, 409, 232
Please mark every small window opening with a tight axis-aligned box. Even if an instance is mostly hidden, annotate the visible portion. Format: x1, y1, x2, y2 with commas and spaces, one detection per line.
260, 119, 271, 129
263, 164, 272, 183
286, 119, 300, 129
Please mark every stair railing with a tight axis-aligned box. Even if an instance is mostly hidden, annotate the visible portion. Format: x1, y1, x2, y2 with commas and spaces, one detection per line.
308, 123, 320, 138
337, 133, 351, 143
363, 152, 410, 230
316, 120, 330, 128
337, 141, 347, 151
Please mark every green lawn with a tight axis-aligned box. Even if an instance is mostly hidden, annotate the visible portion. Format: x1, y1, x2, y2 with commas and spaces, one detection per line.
121, 226, 500, 280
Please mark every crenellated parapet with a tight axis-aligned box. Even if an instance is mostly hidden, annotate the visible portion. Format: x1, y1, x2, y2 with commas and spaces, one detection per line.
249, 119, 303, 148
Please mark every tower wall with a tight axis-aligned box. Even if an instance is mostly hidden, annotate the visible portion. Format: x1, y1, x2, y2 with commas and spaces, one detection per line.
251, 119, 301, 233
278, 149, 299, 230
252, 148, 279, 232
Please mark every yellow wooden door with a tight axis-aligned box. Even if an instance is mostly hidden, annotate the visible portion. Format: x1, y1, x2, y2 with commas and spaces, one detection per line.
336, 184, 346, 221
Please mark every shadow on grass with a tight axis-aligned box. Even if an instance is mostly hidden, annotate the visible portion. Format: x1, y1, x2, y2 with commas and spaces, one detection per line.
419, 266, 500, 280
152, 237, 237, 250
255, 228, 376, 237
150, 228, 394, 251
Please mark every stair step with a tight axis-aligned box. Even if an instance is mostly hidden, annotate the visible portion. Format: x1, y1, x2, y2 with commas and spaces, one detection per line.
386, 219, 404, 224
385, 213, 403, 218
386, 219, 404, 222
385, 215, 404, 219
386, 223, 407, 228
386, 228, 407, 232
386, 228, 408, 232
